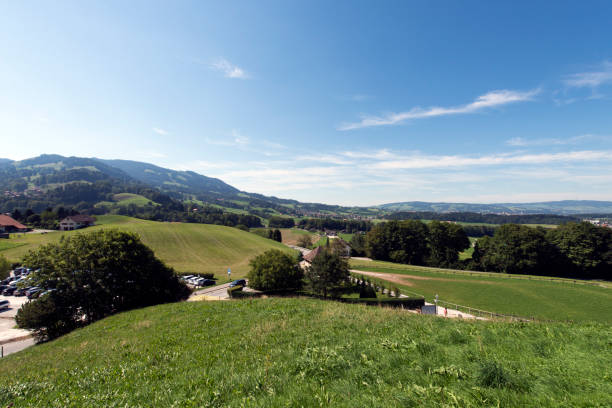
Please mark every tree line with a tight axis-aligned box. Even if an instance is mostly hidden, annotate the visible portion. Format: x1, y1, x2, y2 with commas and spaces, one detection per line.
387, 211, 579, 225
297, 217, 373, 233
360, 220, 612, 280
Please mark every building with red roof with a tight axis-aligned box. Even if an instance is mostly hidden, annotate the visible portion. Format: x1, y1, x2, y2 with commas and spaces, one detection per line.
0, 214, 30, 233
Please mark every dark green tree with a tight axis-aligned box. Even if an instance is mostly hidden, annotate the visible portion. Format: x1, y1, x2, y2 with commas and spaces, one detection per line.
247, 249, 303, 291
547, 222, 612, 279
427, 221, 470, 267
0, 254, 10, 280
16, 229, 190, 341
366, 220, 429, 265
305, 249, 349, 297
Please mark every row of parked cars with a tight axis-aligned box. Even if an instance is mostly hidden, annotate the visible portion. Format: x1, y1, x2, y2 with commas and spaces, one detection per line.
0, 268, 54, 300
180, 275, 216, 287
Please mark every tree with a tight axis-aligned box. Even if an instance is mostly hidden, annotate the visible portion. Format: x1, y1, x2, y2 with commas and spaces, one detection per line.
297, 234, 313, 248
427, 221, 470, 267
474, 224, 555, 275
0, 254, 10, 280
366, 220, 429, 265
273, 229, 282, 242
247, 249, 303, 291
547, 222, 612, 279
349, 233, 367, 256
305, 249, 349, 297
16, 229, 190, 341
268, 216, 295, 228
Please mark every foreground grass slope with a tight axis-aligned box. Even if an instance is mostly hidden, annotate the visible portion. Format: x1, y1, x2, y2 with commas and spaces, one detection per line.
0, 216, 293, 278
350, 259, 612, 324
1, 299, 611, 407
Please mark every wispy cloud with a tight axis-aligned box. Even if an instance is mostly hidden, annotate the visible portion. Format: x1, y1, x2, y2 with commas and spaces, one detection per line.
506, 134, 611, 147
367, 150, 612, 170
338, 89, 539, 130
152, 127, 169, 136
210, 57, 249, 79
563, 61, 612, 88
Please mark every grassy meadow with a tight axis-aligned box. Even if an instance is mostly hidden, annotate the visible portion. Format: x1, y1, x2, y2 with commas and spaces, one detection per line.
0, 298, 610, 407
0, 215, 294, 279
350, 259, 612, 324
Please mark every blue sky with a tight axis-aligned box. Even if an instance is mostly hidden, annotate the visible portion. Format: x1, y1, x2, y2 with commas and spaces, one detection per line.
1, 1, 612, 206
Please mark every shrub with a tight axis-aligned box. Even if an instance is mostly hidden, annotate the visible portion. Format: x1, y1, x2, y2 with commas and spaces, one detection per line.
247, 249, 303, 291
359, 284, 377, 298
0, 254, 10, 280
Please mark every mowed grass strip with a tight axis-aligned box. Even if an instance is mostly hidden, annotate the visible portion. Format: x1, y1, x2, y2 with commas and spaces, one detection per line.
0, 299, 610, 407
0, 216, 294, 278
350, 260, 612, 324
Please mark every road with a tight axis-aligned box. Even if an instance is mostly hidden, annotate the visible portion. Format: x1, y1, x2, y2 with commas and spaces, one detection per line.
190, 282, 233, 300
1, 338, 36, 357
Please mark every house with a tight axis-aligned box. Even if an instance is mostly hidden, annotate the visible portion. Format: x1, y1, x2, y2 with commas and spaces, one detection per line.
0, 214, 30, 233
303, 246, 324, 264
59, 215, 96, 231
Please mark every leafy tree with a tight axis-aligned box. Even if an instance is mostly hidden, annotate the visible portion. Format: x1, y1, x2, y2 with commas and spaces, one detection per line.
0, 254, 10, 280
305, 249, 350, 297
474, 224, 556, 275
268, 216, 295, 228
273, 229, 282, 242
247, 249, 303, 291
16, 229, 190, 341
547, 222, 612, 279
349, 233, 367, 256
366, 220, 429, 265
297, 234, 313, 248
428, 221, 470, 267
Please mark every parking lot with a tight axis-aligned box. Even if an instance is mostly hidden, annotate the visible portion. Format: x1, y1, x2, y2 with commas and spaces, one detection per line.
0, 295, 32, 352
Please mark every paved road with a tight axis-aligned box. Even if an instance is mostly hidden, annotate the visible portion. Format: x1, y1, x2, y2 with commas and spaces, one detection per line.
191, 282, 233, 299
1, 338, 36, 357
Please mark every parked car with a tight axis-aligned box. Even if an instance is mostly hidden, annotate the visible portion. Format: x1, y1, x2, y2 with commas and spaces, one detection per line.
13, 287, 29, 297
229, 279, 246, 288
200, 279, 215, 286
2, 286, 17, 296
0, 300, 9, 311
26, 287, 41, 298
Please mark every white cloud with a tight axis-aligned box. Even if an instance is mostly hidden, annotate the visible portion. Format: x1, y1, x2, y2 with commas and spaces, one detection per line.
338, 89, 539, 130
210, 57, 249, 79
505, 134, 611, 146
368, 150, 612, 170
563, 61, 612, 88
152, 127, 169, 136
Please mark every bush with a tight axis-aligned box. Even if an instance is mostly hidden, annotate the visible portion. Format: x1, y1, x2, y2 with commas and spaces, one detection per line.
359, 285, 377, 298
0, 254, 10, 280
247, 249, 303, 291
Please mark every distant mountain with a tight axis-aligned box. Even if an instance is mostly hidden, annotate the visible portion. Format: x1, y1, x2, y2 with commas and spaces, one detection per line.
99, 159, 239, 196
378, 200, 612, 215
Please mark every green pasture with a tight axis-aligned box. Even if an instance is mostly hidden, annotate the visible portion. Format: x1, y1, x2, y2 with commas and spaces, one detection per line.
0, 216, 294, 279
1, 299, 610, 406
350, 259, 612, 323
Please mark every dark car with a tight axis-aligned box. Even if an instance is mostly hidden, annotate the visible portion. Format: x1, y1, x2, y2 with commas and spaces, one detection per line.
26, 287, 42, 299
13, 287, 28, 297
229, 279, 246, 288
2, 286, 17, 296
200, 279, 216, 286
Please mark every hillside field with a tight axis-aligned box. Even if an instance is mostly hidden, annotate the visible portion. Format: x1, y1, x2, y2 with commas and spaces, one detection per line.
0, 216, 294, 279
350, 259, 612, 324
1, 298, 610, 407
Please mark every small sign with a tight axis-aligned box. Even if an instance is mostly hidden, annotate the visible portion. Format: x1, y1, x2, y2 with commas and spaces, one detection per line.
227, 268, 231, 277
421, 305, 437, 315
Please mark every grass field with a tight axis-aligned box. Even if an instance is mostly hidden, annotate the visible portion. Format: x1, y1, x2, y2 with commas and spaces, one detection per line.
350, 259, 612, 324
1, 298, 610, 406
96, 193, 159, 208
0, 216, 294, 279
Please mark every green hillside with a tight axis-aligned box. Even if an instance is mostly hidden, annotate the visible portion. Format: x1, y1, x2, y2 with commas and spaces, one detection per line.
1, 299, 610, 407
0, 215, 294, 278
350, 259, 612, 324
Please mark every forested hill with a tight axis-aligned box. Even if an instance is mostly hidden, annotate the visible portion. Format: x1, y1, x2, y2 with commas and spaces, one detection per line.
99, 159, 239, 196
379, 200, 612, 215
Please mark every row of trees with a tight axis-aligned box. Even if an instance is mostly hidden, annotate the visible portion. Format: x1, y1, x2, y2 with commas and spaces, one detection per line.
387, 211, 577, 225
11, 207, 80, 230
365, 220, 470, 268
473, 222, 611, 279
297, 218, 373, 233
